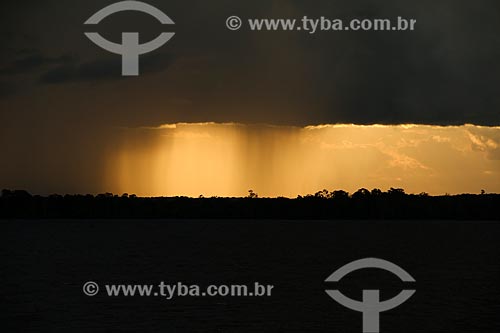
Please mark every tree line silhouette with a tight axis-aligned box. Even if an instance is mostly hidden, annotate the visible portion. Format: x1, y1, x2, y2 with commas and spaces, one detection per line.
0, 188, 498, 219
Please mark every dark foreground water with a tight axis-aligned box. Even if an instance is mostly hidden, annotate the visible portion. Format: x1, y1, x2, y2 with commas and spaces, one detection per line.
1, 220, 500, 332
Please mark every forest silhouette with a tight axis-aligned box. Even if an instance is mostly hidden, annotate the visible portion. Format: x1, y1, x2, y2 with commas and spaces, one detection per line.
1, 188, 498, 219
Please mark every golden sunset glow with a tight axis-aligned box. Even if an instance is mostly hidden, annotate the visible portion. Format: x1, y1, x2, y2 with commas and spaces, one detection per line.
106, 123, 500, 197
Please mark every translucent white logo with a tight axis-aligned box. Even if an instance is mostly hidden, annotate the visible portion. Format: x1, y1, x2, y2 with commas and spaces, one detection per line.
84, 1, 175, 76
325, 258, 416, 333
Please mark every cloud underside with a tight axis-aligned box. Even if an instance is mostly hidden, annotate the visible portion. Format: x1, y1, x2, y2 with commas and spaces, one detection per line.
2, 1, 500, 125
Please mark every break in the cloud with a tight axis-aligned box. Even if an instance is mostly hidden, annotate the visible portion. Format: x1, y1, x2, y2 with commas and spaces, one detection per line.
106, 123, 500, 197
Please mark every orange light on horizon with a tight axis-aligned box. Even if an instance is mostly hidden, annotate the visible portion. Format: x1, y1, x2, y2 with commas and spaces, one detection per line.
106, 123, 500, 197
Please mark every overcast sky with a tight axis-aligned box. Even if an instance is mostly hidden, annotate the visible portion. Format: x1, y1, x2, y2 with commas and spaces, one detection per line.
0, 0, 499, 194
1, 0, 500, 126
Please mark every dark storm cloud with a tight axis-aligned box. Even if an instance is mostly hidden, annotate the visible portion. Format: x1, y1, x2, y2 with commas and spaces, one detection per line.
39, 53, 174, 84
270, 0, 500, 126
1, 0, 500, 125
0, 81, 17, 98
0, 52, 73, 75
